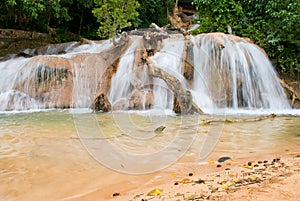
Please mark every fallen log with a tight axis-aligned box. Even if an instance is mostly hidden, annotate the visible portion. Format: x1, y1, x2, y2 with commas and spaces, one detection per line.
199, 114, 276, 126
278, 78, 300, 107
146, 59, 204, 115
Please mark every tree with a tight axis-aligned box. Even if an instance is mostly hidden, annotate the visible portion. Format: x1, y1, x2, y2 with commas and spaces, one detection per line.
191, 0, 246, 34
0, 0, 72, 32
242, 0, 300, 76
137, 0, 174, 28
71, 0, 95, 35
92, 0, 140, 39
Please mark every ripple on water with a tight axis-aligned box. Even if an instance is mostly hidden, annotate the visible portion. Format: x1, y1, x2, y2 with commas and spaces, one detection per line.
0, 134, 23, 159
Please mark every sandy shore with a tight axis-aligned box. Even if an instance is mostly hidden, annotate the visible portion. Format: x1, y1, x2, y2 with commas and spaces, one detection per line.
68, 151, 300, 201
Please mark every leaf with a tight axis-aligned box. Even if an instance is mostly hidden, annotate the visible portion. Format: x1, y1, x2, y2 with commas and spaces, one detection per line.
208, 160, 214, 165
188, 194, 198, 200
147, 188, 163, 196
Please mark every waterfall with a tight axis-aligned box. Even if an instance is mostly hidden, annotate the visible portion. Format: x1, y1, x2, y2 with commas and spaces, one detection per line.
0, 58, 41, 111
0, 32, 293, 113
108, 38, 142, 106
191, 33, 291, 113
150, 36, 186, 109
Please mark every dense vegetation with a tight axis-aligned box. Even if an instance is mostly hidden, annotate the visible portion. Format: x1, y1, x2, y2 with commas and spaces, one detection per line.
0, 0, 172, 39
0, 0, 298, 77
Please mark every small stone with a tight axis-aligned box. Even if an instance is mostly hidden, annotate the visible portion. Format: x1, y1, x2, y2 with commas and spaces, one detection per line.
188, 173, 193, 176
113, 193, 120, 197
225, 168, 230, 171
217, 164, 222, 168
263, 160, 268, 163
248, 162, 252, 166
254, 164, 259, 167
195, 179, 205, 184
258, 161, 263, 164
218, 156, 231, 163
174, 182, 179, 185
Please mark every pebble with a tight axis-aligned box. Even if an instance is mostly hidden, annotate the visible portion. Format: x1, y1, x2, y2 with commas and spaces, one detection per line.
113, 193, 120, 197
263, 160, 268, 163
174, 182, 179, 185
189, 173, 193, 176
195, 179, 205, 184
218, 156, 231, 163
216, 164, 222, 168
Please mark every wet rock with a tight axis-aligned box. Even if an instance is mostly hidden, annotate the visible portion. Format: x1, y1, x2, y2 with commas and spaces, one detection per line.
218, 156, 231, 163
128, 88, 143, 110
154, 126, 166, 134
90, 93, 111, 112
144, 90, 154, 109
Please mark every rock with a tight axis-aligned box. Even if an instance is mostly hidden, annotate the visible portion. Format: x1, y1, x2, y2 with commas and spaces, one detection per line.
154, 126, 166, 134
90, 93, 111, 112
128, 88, 143, 110
218, 157, 231, 163
112, 99, 128, 111
144, 90, 154, 109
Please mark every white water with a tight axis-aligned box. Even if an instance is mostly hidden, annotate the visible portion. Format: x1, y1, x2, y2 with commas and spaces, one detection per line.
150, 36, 186, 109
0, 33, 297, 114
191, 34, 291, 114
108, 38, 142, 105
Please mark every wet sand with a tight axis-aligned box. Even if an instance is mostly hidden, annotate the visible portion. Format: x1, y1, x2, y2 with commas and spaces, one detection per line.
66, 151, 300, 201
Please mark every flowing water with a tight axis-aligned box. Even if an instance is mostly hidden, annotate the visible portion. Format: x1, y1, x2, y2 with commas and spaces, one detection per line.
0, 33, 292, 112
0, 33, 300, 200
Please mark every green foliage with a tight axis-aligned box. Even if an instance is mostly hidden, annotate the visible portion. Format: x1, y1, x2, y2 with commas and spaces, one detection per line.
0, 0, 72, 32
92, 0, 140, 39
137, 0, 174, 28
192, 0, 300, 77
192, 0, 246, 34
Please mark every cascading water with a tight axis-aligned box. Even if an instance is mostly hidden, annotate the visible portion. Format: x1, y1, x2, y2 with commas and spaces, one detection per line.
0, 58, 41, 111
0, 32, 294, 113
108, 37, 142, 106
191, 33, 291, 113
150, 35, 186, 109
